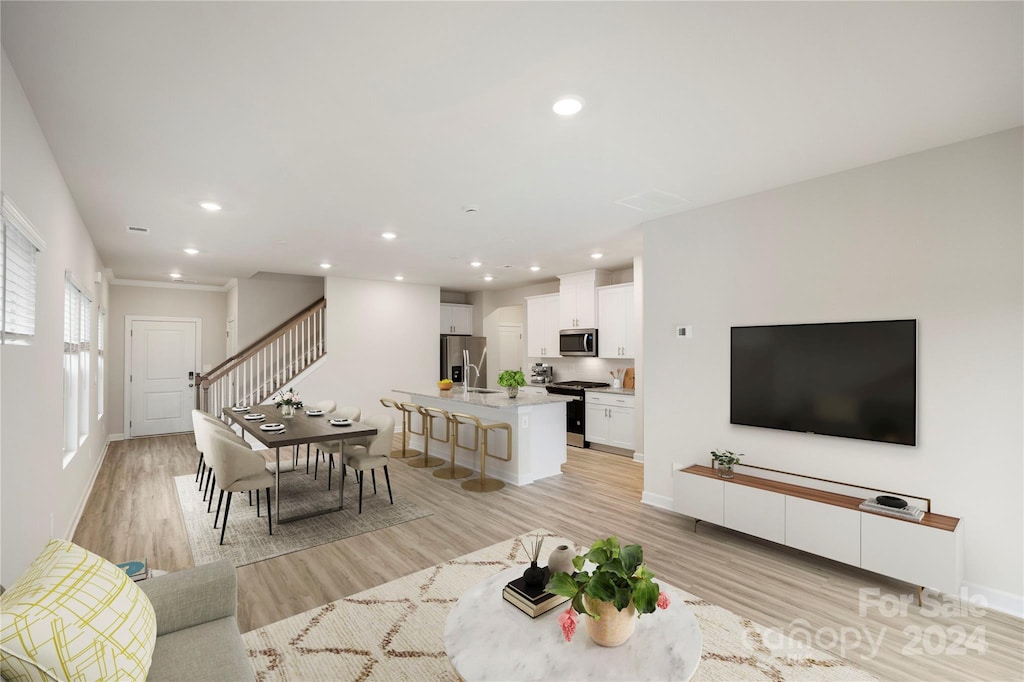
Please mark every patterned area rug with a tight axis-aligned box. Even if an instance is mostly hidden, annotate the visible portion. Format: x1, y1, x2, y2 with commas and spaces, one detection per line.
243, 529, 879, 681
173, 469, 431, 567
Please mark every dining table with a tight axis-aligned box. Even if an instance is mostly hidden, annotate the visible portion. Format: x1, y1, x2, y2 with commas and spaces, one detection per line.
221, 405, 377, 523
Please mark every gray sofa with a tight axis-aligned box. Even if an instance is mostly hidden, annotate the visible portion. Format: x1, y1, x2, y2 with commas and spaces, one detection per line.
138, 559, 253, 681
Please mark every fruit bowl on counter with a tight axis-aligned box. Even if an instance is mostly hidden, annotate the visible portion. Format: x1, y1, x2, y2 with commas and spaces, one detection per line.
438, 379, 454, 390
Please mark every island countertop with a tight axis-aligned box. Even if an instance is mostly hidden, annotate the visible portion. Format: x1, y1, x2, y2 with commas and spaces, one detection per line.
394, 387, 573, 410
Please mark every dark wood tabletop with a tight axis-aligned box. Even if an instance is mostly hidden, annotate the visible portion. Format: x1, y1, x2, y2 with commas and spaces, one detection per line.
222, 406, 377, 448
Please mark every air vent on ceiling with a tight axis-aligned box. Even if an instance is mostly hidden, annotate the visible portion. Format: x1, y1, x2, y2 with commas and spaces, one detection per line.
126, 225, 150, 234
615, 189, 690, 213
172, 279, 197, 284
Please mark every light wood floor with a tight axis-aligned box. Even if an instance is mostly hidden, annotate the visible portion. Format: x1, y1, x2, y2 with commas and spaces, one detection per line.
74, 434, 1023, 681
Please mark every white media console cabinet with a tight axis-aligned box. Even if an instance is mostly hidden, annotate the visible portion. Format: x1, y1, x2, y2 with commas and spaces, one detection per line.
673, 465, 964, 597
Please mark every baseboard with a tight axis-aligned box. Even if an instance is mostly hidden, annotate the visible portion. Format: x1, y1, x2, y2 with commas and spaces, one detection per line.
961, 582, 1024, 619
641, 490, 674, 511
632, 451, 644, 463
65, 433, 114, 540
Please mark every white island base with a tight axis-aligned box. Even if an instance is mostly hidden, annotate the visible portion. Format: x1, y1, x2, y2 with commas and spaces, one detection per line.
393, 388, 572, 486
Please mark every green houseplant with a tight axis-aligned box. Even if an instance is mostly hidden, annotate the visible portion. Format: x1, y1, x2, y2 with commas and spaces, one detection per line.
710, 449, 743, 478
497, 369, 526, 398
545, 536, 669, 646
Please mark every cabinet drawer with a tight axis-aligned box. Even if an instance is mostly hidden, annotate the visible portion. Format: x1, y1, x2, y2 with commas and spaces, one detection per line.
724, 484, 786, 544
785, 496, 861, 566
585, 392, 634, 408
673, 473, 724, 524
861, 513, 961, 594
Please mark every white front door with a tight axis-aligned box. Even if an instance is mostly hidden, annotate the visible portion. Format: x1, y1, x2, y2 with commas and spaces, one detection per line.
129, 319, 198, 437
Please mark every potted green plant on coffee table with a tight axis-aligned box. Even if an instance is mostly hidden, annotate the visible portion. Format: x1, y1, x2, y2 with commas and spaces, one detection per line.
498, 369, 526, 398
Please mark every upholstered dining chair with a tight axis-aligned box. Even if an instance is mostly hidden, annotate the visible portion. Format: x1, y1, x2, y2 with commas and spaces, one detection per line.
340, 414, 396, 513
192, 410, 251, 512
315, 406, 362, 487
205, 428, 274, 544
293, 399, 338, 472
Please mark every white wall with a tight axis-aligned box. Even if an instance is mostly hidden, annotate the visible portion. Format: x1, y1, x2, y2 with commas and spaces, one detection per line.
236, 273, 323, 348
1, 50, 110, 583
289, 277, 439, 423
107, 284, 228, 434
642, 129, 1023, 605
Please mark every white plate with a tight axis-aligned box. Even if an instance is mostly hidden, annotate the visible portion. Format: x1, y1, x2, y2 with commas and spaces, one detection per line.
244, 414, 266, 421
231, 406, 250, 412
260, 423, 285, 431
305, 409, 324, 416
329, 419, 352, 427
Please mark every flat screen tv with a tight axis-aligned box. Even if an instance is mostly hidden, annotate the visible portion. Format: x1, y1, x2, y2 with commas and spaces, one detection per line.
730, 320, 917, 446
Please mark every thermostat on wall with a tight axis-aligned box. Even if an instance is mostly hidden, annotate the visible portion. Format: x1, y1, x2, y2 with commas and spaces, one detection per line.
676, 325, 693, 339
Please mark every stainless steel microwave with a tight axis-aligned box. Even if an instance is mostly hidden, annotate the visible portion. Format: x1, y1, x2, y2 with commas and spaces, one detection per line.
559, 329, 598, 356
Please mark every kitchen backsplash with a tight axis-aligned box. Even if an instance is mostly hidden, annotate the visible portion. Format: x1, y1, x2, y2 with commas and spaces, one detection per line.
531, 356, 635, 385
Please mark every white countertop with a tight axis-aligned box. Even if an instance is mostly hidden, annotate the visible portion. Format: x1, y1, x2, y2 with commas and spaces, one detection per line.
586, 386, 635, 396
394, 388, 574, 410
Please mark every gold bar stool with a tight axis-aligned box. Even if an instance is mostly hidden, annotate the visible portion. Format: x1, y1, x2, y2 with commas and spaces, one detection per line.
452, 413, 510, 493
434, 412, 475, 480
406, 405, 446, 468
380, 398, 420, 459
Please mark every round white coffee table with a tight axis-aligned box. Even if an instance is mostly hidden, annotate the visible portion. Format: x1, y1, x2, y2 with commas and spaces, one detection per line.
444, 565, 702, 681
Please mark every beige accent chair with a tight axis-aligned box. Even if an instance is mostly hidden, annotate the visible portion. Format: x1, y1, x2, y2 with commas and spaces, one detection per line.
340, 414, 396, 513
192, 410, 251, 512
205, 428, 275, 544
315, 406, 362, 487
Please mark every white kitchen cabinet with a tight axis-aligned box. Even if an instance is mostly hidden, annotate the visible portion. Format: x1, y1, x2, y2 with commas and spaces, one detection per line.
673, 472, 725, 525
525, 294, 560, 358
440, 303, 473, 335
724, 483, 787, 544
585, 391, 635, 450
558, 270, 610, 329
597, 283, 635, 358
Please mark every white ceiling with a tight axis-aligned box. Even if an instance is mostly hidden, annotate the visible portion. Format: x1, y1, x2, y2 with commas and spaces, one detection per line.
2, 2, 1021, 291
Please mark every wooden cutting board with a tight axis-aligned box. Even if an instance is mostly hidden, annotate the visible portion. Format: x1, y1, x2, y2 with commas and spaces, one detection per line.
623, 368, 635, 389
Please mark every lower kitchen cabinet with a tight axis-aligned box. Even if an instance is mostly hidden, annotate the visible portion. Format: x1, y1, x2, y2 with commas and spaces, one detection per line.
584, 392, 634, 450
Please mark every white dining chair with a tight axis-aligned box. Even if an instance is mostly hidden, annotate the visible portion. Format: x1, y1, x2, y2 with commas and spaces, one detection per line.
205, 429, 275, 544
340, 414, 396, 513
315, 406, 361, 487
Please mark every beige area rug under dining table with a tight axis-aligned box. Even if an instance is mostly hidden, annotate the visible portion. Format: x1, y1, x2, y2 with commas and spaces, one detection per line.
244, 529, 879, 681
173, 468, 431, 568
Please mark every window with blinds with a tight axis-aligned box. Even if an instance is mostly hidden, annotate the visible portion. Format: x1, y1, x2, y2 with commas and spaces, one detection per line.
64, 274, 92, 465
98, 309, 106, 417
1, 211, 41, 344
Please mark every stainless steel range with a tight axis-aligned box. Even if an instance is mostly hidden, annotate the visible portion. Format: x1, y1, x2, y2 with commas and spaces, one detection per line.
545, 380, 610, 447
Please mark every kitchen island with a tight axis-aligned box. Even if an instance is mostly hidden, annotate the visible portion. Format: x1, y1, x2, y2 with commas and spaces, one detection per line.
392, 388, 572, 486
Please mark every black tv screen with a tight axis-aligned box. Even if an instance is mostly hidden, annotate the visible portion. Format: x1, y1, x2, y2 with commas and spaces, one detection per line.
731, 320, 917, 446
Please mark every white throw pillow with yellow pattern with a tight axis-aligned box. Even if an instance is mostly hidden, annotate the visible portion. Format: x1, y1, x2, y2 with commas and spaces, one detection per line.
1, 538, 157, 681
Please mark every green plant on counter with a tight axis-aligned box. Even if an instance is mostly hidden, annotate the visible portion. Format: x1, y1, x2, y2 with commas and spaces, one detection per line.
710, 449, 743, 467
497, 369, 526, 388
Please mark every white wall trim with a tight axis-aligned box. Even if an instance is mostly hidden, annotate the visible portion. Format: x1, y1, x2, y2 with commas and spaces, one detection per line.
0, 192, 47, 251
961, 582, 1024, 620
641, 490, 674, 511
123, 316, 202, 438
65, 433, 114, 540
109, 276, 233, 292
632, 451, 645, 463
107, 433, 125, 442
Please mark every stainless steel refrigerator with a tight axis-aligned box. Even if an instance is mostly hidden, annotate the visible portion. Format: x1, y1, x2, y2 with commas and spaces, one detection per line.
441, 335, 487, 388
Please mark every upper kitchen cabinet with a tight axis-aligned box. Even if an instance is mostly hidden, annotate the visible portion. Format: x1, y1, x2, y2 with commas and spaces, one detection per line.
597, 283, 635, 358
525, 294, 560, 358
558, 270, 610, 329
440, 303, 474, 335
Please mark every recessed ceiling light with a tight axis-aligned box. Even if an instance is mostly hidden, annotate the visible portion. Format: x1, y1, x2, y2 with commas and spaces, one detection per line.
483, 275, 494, 282
470, 261, 482, 268
320, 263, 332, 269
530, 265, 541, 272
183, 248, 199, 255
553, 96, 584, 117
170, 273, 182, 279
381, 232, 397, 240
394, 275, 404, 281
199, 202, 222, 212
591, 252, 604, 259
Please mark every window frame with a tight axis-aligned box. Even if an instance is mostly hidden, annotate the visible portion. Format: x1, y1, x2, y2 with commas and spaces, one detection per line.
1, 194, 46, 345
63, 272, 92, 468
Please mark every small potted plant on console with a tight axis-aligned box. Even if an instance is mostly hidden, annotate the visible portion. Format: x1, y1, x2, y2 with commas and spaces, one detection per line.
710, 449, 743, 478
498, 369, 526, 398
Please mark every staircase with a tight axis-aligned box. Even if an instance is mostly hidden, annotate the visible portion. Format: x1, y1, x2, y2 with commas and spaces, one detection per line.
196, 297, 326, 414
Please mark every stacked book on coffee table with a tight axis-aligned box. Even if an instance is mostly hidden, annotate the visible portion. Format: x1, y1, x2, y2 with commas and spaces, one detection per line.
502, 573, 568, 618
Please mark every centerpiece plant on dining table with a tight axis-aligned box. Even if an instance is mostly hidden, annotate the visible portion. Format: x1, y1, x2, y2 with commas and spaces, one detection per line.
545, 536, 669, 646
273, 388, 304, 418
